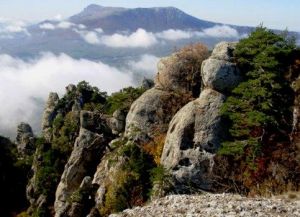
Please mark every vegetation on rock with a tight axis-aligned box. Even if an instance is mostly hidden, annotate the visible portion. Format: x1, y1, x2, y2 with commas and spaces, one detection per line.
216, 27, 300, 195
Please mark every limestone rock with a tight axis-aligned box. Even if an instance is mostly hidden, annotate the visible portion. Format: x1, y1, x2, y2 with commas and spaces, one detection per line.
42, 92, 59, 141
161, 89, 226, 192
66, 84, 76, 94
125, 88, 190, 142
201, 42, 241, 92
110, 193, 300, 217
110, 109, 126, 135
210, 42, 237, 61
54, 111, 108, 217
142, 78, 154, 89
15, 122, 35, 155
155, 54, 200, 96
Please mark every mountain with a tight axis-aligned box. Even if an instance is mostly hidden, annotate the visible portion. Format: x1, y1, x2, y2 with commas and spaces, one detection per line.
69, 4, 253, 34
0, 5, 254, 59
70, 4, 226, 33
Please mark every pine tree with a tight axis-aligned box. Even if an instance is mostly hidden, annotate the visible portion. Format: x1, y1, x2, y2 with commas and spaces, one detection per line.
220, 27, 296, 158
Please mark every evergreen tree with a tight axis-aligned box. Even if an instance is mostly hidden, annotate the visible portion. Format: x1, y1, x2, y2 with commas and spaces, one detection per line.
220, 27, 296, 158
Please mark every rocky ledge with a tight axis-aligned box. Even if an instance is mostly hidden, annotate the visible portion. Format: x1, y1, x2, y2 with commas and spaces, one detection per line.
110, 193, 300, 217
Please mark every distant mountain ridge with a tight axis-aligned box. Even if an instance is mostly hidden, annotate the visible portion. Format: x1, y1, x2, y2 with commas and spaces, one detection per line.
69, 4, 251, 33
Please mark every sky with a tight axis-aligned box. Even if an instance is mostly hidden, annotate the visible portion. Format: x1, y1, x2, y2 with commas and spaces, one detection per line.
0, 0, 299, 31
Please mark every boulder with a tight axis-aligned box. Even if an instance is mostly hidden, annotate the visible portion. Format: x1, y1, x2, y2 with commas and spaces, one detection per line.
154, 54, 199, 96
161, 89, 226, 192
125, 88, 190, 142
41, 92, 59, 141
110, 109, 126, 135
15, 122, 35, 155
201, 42, 241, 92
210, 42, 236, 61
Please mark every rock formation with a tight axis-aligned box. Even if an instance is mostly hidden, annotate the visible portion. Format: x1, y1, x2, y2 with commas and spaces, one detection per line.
109, 109, 126, 135
42, 92, 59, 142
125, 45, 208, 142
201, 42, 241, 92
54, 111, 111, 217
161, 42, 241, 192
15, 122, 35, 155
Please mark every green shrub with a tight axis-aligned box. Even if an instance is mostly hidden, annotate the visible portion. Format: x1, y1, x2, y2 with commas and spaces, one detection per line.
105, 87, 146, 114
220, 26, 296, 158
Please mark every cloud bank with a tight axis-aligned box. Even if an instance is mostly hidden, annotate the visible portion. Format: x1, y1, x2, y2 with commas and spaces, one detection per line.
0, 53, 134, 138
127, 54, 160, 77
77, 25, 241, 48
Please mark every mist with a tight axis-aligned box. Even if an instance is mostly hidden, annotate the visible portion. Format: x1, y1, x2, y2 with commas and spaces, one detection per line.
0, 53, 135, 138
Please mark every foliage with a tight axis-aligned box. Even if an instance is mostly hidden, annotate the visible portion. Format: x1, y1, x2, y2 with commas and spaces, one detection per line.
101, 143, 155, 216
0, 136, 30, 216
215, 27, 300, 195
105, 86, 146, 114
176, 43, 209, 97
142, 134, 166, 165
220, 27, 296, 158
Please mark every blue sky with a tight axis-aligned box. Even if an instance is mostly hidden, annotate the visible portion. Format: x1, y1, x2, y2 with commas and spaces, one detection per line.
0, 0, 299, 31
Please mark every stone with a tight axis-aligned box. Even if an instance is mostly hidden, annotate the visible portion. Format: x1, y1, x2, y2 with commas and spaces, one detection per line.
161, 88, 226, 192
109, 193, 300, 217
142, 78, 154, 89
201, 58, 241, 92
41, 92, 59, 141
15, 122, 35, 155
210, 42, 237, 61
110, 109, 126, 135
201, 42, 241, 92
155, 54, 200, 96
54, 122, 107, 217
66, 84, 77, 94
125, 88, 190, 142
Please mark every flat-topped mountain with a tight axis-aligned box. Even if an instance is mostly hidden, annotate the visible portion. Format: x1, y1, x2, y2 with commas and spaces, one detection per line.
69, 4, 229, 33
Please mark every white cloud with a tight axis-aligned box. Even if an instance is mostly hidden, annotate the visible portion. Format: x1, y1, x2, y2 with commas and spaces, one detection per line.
101, 28, 158, 48
82, 31, 101, 44
57, 21, 74, 29
95, 28, 104, 33
156, 29, 193, 41
128, 54, 160, 76
0, 53, 134, 138
77, 26, 241, 47
39, 23, 56, 30
39, 21, 79, 30
78, 24, 86, 29
0, 20, 29, 35
196, 25, 240, 38
53, 14, 63, 21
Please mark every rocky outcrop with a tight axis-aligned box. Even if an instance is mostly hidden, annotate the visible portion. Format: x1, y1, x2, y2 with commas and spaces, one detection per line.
42, 92, 59, 141
54, 111, 111, 217
161, 89, 225, 192
110, 193, 300, 217
125, 88, 190, 142
15, 122, 35, 155
161, 42, 241, 192
201, 42, 241, 92
125, 48, 209, 142
141, 78, 154, 89
154, 44, 208, 97
110, 109, 126, 135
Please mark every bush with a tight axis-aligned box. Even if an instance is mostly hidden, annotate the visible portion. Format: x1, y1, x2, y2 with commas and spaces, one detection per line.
105, 86, 146, 114
220, 27, 296, 158
100, 143, 155, 216
215, 27, 300, 195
